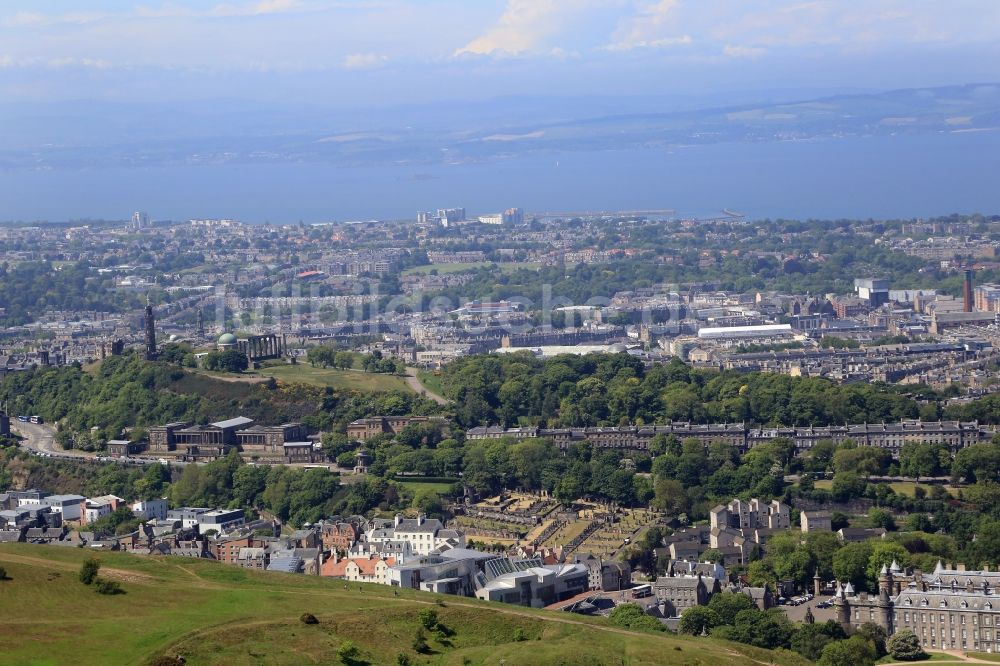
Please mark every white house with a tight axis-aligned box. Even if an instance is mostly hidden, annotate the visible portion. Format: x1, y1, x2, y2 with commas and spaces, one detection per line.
84, 495, 124, 524
367, 514, 465, 556
131, 498, 168, 521
322, 554, 396, 584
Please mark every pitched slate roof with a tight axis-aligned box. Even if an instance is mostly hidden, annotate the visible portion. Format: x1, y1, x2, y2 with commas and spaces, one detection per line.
323, 556, 396, 577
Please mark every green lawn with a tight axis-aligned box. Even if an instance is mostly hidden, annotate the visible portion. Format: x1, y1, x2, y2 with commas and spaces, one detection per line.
887, 482, 956, 498
173, 370, 260, 397
416, 369, 446, 397
394, 480, 458, 495
257, 364, 414, 393
811, 479, 955, 498
401, 262, 489, 276
497, 261, 542, 274
402, 261, 542, 277
0, 544, 810, 666
262, 351, 366, 370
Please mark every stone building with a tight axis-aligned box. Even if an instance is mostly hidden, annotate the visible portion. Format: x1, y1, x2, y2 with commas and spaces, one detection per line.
147, 421, 192, 452
173, 417, 255, 460
572, 553, 632, 591
652, 572, 721, 618
346, 416, 447, 442
710, 498, 790, 531
465, 419, 991, 457
236, 423, 308, 456
282, 442, 322, 464
320, 521, 359, 554
834, 561, 1000, 653
149, 419, 312, 461
800, 510, 832, 533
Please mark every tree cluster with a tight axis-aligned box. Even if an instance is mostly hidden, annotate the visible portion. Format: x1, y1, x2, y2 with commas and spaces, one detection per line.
440, 353, 926, 429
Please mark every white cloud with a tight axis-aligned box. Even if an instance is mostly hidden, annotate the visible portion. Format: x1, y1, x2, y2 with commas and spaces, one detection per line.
0, 55, 114, 69
1, 10, 109, 28
48, 57, 114, 69
209, 0, 304, 17
705, 1, 1000, 50
1, 0, 998, 89
722, 44, 766, 59
604, 34, 691, 52
132, 0, 323, 20
454, 0, 607, 57
608, 0, 682, 50
342, 52, 388, 69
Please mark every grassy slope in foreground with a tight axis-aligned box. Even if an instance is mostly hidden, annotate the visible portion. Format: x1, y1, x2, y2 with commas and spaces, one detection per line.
0, 544, 809, 666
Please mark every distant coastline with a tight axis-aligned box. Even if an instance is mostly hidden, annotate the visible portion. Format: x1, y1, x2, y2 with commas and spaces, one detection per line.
1, 131, 998, 224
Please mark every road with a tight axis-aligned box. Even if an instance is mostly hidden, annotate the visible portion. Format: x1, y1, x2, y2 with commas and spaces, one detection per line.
11, 420, 176, 467
404, 367, 448, 405
11, 420, 94, 459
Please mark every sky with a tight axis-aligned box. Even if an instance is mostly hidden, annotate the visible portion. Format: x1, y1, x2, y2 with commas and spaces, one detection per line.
1, 0, 998, 106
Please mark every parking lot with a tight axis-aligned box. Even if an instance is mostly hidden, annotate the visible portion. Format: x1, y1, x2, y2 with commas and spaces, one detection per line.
778, 594, 838, 623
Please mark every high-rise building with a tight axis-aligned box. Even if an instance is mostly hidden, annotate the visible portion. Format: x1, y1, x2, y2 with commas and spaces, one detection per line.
418, 209, 465, 227
476, 207, 522, 225
131, 211, 149, 229
503, 207, 524, 225
436, 208, 465, 227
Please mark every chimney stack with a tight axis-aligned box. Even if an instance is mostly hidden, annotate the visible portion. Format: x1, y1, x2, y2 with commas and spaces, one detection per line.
963, 270, 974, 313
144, 302, 158, 360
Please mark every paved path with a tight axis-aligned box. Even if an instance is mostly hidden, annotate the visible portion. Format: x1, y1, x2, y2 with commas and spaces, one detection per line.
404, 367, 448, 404
187, 369, 271, 383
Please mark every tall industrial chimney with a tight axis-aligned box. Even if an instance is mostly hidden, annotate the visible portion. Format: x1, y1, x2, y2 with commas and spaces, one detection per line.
963, 269, 974, 313
144, 302, 158, 360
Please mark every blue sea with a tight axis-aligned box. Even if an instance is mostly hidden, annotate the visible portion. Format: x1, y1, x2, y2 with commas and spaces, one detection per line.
1, 131, 998, 223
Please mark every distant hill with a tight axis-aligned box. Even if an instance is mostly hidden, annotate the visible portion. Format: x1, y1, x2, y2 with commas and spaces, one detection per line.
0, 543, 809, 665
2, 83, 997, 171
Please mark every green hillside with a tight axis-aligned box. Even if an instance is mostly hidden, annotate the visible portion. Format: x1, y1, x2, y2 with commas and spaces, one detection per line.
0, 353, 439, 444
256, 363, 413, 393
0, 544, 808, 666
